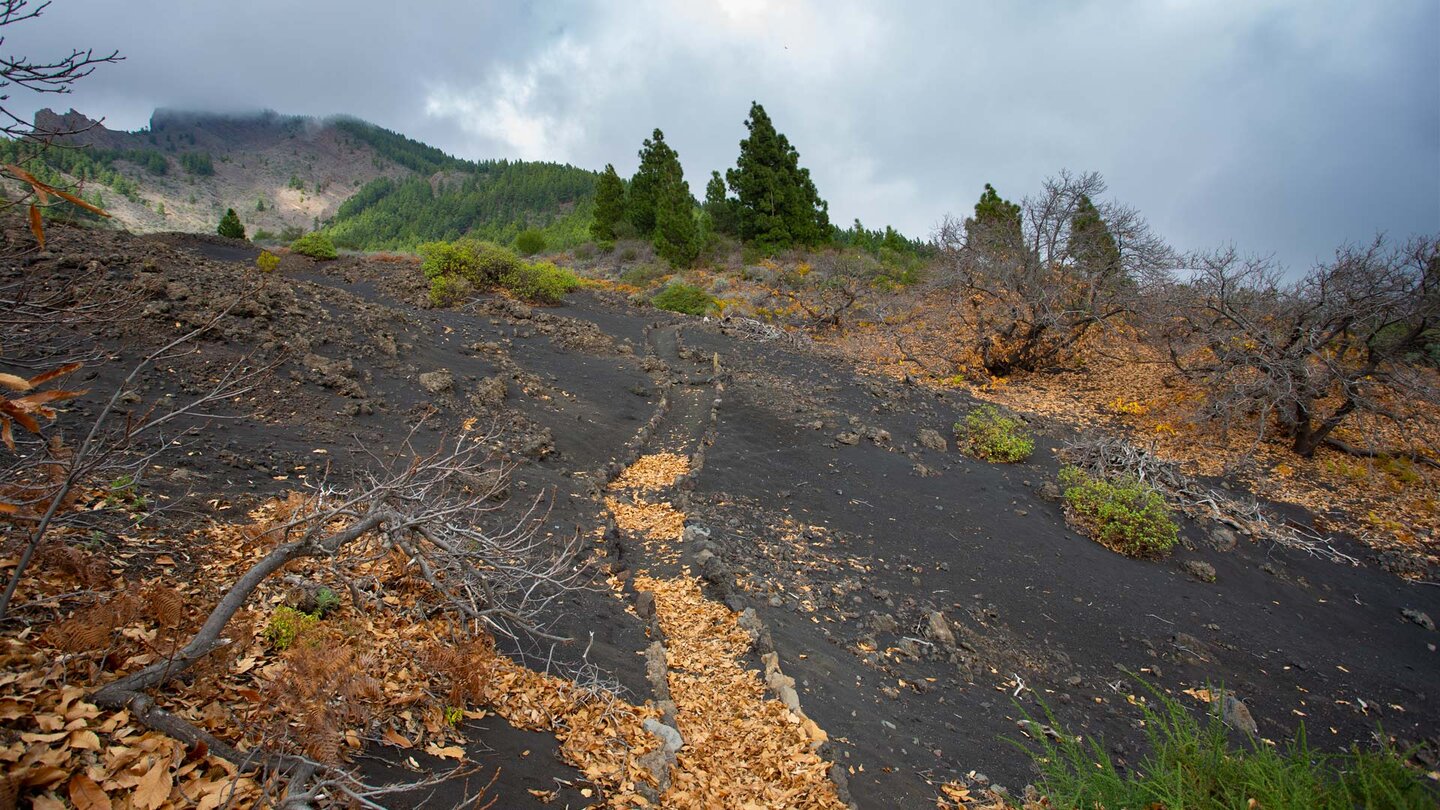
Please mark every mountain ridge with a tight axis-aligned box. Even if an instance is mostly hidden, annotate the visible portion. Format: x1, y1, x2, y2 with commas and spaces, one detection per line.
12, 107, 598, 248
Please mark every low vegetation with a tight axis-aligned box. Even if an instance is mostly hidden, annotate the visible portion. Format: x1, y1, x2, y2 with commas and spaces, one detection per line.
422, 238, 579, 306
1014, 683, 1435, 810
955, 405, 1034, 462
290, 230, 337, 260
651, 281, 717, 316
1059, 465, 1178, 557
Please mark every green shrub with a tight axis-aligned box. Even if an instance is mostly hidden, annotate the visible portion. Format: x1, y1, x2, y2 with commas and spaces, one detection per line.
421, 239, 522, 287
1059, 465, 1178, 557
651, 282, 717, 316
573, 241, 597, 261
515, 228, 547, 256
620, 262, 669, 289
501, 260, 580, 305
1015, 679, 1436, 810
955, 405, 1034, 462
290, 231, 337, 260
428, 274, 474, 307
263, 606, 319, 650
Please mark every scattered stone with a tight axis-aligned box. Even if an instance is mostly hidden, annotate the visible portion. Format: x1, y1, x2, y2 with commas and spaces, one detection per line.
867, 612, 898, 634
418, 369, 453, 394
1181, 559, 1217, 583
1037, 481, 1062, 501
472, 375, 507, 408
1207, 526, 1239, 552
835, 432, 861, 446
916, 428, 948, 452
925, 611, 956, 648
1218, 694, 1258, 736
1401, 608, 1435, 632
643, 718, 684, 753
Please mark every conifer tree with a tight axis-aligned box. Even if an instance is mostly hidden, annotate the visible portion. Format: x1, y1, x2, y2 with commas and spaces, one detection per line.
652, 162, 699, 268
217, 208, 245, 239
965, 183, 1022, 253
1068, 193, 1119, 277
626, 129, 680, 236
703, 170, 737, 235
725, 102, 830, 252
590, 164, 626, 242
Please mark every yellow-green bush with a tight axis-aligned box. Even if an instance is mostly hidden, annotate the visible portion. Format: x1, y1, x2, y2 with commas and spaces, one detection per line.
1059, 466, 1178, 557
955, 405, 1034, 462
263, 605, 320, 650
501, 260, 580, 305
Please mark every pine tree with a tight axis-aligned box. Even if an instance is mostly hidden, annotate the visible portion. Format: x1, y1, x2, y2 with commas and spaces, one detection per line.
703, 170, 737, 235
217, 208, 245, 239
590, 164, 626, 242
652, 161, 699, 268
627, 129, 680, 236
1069, 193, 1120, 278
965, 183, 1022, 253
725, 102, 830, 252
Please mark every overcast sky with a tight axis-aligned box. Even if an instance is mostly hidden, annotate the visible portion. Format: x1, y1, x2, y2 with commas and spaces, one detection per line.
6, 0, 1437, 268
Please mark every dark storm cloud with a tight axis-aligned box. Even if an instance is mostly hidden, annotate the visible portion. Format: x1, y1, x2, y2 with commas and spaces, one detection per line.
6, 0, 1436, 269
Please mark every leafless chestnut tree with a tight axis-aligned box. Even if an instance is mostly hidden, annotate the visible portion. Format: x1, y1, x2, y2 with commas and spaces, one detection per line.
1165, 235, 1439, 459
933, 170, 1173, 376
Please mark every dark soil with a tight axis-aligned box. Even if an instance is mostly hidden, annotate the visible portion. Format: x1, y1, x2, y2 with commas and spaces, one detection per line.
10, 222, 1436, 807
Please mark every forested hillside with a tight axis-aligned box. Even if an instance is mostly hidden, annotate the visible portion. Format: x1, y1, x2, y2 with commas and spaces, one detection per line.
326, 160, 598, 250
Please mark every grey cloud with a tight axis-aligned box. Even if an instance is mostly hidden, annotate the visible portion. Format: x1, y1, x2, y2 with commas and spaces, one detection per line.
4, 0, 1435, 270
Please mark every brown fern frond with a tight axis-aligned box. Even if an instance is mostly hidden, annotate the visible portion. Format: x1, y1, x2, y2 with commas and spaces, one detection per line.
143, 584, 185, 628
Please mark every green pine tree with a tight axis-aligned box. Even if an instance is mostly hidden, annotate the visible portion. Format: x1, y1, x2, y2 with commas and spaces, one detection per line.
590, 164, 626, 242
652, 162, 699, 268
627, 129, 680, 236
703, 170, 738, 235
1069, 193, 1120, 277
725, 102, 830, 252
217, 208, 246, 239
965, 183, 1022, 253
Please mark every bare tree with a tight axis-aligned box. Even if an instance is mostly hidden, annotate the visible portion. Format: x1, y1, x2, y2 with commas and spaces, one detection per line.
0, 0, 121, 141
1166, 235, 1440, 459
89, 432, 580, 803
933, 171, 1173, 376
775, 249, 880, 329
0, 0, 121, 248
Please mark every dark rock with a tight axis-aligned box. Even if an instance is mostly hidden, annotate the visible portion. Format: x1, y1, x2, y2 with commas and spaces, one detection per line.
418, 369, 453, 394
1181, 559, 1217, 583
916, 428, 948, 452
1402, 608, 1435, 632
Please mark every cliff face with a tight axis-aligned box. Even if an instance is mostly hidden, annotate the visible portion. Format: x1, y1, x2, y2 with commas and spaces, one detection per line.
31, 107, 135, 150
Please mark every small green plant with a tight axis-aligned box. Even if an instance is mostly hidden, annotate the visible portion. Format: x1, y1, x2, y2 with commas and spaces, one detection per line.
103, 474, 147, 511
312, 587, 341, 618
443, 706, 465, 727
501, 260, 580, 305
1059, 465, 1178, 557
651, 282, 716, 316
955, 405, 1034, 462
255, 250, 280, 274
290, 231, 338, 260
1013, 679, 1436, 810
514, 228, 547, 256
263, 605, 319, 650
